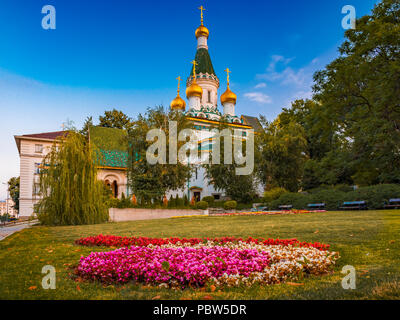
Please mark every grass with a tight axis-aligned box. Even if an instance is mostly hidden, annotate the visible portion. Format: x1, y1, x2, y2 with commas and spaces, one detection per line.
1, 210, 400, 300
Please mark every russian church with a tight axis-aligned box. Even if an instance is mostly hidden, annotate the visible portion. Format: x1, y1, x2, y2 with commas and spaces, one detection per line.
14, 6, 262, 216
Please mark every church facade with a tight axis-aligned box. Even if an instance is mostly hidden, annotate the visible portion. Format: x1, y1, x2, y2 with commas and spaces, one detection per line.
14, 7, 262, 216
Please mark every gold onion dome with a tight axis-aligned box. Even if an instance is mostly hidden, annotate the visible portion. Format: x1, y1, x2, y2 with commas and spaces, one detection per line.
186, 60, 203, 99
186, 80, 203, 99
195, 25, 209, 39
221, 86, 237, 104
170, 95, 186, 110
221, 68, 237, 104
171, 76, 186, 110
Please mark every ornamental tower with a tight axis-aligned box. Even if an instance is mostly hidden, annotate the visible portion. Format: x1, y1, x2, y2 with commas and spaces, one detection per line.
186, 6, 220, 118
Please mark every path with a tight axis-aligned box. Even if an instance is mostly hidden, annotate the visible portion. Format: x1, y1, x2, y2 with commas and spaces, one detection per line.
0, 222, 36, 241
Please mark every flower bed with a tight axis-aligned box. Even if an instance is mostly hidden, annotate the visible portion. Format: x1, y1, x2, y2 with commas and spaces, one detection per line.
74, 236, 338, 288
75, 235, 331, 251
76, 246, 271, 287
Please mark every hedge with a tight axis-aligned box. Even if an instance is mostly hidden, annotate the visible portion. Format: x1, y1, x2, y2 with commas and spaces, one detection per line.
269, 184, 400, 210
224, 201, 238, 210
201, 196, 215, 206
195, 201, 209, 210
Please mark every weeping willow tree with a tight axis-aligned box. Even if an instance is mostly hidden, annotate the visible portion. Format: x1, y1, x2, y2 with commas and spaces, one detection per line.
36, 131, 109, 225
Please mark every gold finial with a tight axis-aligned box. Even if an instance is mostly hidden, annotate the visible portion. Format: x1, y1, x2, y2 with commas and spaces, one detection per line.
176, 76, 182, 95
198, 6, 205, 25
225, 68, 231, 86
190, 60, 198, 79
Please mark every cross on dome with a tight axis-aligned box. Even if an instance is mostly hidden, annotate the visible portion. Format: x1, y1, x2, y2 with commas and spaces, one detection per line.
190, 60, 198, 78
176, 76, 182, 94
224, 68, 231, 86
198, 6, 205, 25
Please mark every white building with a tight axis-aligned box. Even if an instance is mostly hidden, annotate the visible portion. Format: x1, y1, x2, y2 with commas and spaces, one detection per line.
0, 199, 17, 216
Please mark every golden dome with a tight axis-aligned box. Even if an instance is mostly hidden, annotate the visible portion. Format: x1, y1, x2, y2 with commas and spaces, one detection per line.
171, 76, 186, 110
195, 25, 209, 39
170, 95, 186, 110
186, 79, 203, 99
221, 86, 237, 105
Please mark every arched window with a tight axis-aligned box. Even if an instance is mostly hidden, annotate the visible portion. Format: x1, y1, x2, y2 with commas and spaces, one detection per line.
111, 181, 118, 198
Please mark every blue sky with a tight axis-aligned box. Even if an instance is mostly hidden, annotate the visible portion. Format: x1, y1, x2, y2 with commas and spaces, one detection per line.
0, 0, 379, 199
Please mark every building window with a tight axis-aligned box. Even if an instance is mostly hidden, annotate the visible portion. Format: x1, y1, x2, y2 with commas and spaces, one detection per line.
207, 90, 211, 103
195, 167, 198, 180
213, 194, 221, 200
35, 144, 43, 153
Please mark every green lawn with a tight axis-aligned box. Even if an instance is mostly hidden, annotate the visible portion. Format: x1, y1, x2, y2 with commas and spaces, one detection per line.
1, 210, 400, 300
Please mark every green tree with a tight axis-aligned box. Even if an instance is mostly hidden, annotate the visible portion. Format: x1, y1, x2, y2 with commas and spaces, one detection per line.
313, 0, 400, 185
36, 131, 109, 225
203, 121, 258, 203
7, 177, 20, 212
257, 115, 307, 192
126, 107, 193, 205
99, 109, 133, 130
80, 116, 93, 138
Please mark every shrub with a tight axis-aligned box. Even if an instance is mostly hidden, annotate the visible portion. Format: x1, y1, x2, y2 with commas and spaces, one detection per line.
176, 196, 184, 207
309, 190, 347, 211
224, 200, 237, 210
237, 203, 254, 210
269, 193, 309, 210
202, 196, 215, 206
346, 184, 400, 209
107, 198, 120, 209
168, 195, 176, 208
183, 195, 189, 206
263, 188, 288, 202
334, 184, 354, 193
195, 201, 209, 210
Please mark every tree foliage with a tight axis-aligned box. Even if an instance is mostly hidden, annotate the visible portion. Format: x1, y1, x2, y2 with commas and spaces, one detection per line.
126, 107, 193, 205
99, 109, 133, 130
7, 177, 20, 212
256, 115, 307, 192
36, 131, 109, 225
257, 0, 400, 191
313, 0, 400, 185
202, 121, 258, 203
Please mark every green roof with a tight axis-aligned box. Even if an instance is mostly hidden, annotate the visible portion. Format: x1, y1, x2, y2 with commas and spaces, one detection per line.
189, 48, 217, 78
98, 150, 128, 168
89, 126, 128, 168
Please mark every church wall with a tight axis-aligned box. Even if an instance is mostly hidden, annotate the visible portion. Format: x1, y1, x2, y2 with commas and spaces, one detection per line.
194, 78, 219, 108
97, 169, 128, 199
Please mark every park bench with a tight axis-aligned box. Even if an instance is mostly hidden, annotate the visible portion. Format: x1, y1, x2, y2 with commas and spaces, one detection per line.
384, 198, 400, 209
279, 205, 293, 210
307, 203, 326, 210
251, 206, 268, 212
339, 201, 367, 210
